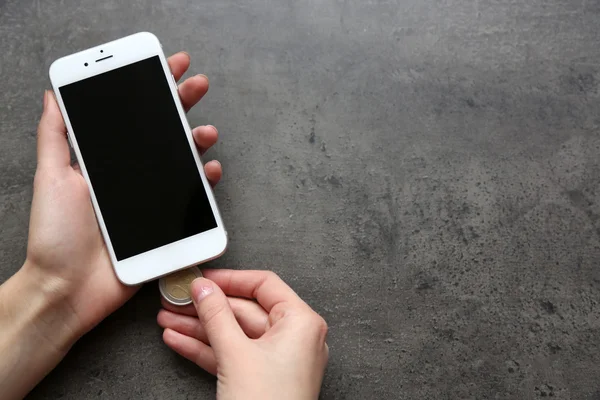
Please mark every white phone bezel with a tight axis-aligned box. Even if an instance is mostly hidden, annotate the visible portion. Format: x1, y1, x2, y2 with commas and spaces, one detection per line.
49, 32, 227, 285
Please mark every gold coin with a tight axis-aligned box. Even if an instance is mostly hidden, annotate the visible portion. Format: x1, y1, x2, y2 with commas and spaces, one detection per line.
159, 266, 202, 305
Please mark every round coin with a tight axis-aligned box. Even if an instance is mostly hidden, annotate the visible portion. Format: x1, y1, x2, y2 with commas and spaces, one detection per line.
159, 266, 203, 305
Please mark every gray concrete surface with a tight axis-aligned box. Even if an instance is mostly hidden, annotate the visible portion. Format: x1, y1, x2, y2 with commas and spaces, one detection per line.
1, 0, 600, 398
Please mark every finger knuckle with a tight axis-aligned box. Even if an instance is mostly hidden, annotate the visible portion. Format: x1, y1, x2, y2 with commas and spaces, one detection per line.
268, 303, 288, 325
33, 169, 55, 191
308, 314, 328, 339
264, 270, 279, 281
316, 316, 329, 338
255, 270, 281, 294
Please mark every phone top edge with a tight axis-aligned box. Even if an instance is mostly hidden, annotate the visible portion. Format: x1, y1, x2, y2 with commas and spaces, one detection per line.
49, 32, 161, 82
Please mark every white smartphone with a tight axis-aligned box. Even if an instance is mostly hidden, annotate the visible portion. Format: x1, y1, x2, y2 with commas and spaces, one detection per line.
49, 32, 227, 285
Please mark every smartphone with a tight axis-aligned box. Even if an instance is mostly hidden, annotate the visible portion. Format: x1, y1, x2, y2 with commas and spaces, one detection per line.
49, 32, 227, 285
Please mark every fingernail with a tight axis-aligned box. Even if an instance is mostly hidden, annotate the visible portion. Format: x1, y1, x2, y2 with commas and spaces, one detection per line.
206, 125, 217, 133
43, 90, 48, 110
192, 278, 214, 302
181, 51, 191, 59
197, 73, 209, 83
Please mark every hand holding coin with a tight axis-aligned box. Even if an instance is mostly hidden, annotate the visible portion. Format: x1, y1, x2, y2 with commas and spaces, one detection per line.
159, 266, 203, 305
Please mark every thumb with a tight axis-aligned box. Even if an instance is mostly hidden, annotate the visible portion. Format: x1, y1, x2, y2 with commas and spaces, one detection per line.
191, 277, 246, 353
37, 90, 70, 169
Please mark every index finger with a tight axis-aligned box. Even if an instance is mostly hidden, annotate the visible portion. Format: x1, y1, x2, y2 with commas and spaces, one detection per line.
201, 269, 304, 312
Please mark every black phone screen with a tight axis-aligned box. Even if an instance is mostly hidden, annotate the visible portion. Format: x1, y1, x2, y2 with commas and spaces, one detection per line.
59, 55, 217, 261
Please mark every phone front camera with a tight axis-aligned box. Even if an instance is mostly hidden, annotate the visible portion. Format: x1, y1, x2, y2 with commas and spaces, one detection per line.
84, 62, 88, 67
100, 50, 104, 53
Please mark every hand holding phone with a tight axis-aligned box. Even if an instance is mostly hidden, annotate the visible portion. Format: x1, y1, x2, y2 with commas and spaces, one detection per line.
49, 33, 227, 285
26, 51, 221, 342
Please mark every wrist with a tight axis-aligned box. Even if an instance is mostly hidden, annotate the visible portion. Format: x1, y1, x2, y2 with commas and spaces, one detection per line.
0, 262, 81, 399
1, 261, 81, 353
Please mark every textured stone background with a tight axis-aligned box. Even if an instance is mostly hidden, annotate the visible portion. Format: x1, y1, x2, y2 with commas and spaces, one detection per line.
2, 0, 600, 398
